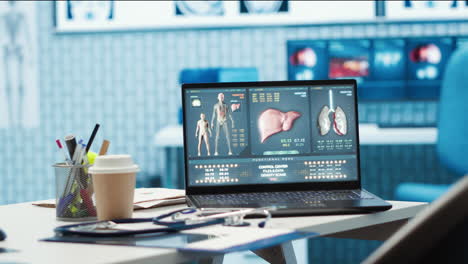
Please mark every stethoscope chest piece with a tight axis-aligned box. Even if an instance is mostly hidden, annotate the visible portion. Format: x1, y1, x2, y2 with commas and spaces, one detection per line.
224, 214, 250, 227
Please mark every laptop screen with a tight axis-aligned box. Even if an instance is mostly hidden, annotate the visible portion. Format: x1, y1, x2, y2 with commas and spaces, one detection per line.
182, 81, 359, 188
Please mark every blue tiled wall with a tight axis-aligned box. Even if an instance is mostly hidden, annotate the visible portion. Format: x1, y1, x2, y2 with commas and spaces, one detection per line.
0, 2, 466, 263
3, 2, 467, 204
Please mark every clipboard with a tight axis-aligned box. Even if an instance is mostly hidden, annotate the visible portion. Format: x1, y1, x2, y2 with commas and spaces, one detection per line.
42, 230, 316, 254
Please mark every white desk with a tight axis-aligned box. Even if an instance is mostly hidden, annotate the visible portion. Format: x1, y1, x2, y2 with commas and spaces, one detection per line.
0, 200, 426, 264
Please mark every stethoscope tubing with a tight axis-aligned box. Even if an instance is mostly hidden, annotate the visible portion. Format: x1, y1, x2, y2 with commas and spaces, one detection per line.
54, 208, 224, 237
54, 207, 272, 237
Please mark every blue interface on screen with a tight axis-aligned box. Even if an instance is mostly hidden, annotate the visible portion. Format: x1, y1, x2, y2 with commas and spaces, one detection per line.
184, 84, 358, 186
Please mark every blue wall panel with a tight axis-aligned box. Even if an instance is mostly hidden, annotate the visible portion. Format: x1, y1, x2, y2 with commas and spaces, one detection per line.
0, 2, 466, 263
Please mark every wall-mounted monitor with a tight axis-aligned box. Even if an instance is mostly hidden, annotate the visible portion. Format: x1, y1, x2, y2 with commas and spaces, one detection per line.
287, 41, 328, 81
328, 40, 371, 81
406, 38, 454, 99
287, 37, 459, 101
365, 39, 406, 100
456, 37, 468, 50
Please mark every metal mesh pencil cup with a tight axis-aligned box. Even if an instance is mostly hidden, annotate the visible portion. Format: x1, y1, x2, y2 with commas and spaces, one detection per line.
54, 163, 97, 221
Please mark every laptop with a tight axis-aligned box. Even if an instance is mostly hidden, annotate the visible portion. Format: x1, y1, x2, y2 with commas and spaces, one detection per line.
182, 79, 392, 216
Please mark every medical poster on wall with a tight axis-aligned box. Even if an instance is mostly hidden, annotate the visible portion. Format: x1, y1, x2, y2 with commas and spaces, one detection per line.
0, 1, 39, 129
385, 0, 468, 20
55, 1, 376, 32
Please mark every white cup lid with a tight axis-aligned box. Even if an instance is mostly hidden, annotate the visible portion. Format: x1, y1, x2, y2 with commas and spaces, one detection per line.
89, 154, 140, 174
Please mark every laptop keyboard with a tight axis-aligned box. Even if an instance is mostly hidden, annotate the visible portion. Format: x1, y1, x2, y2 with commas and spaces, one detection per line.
192, 190, 374, 206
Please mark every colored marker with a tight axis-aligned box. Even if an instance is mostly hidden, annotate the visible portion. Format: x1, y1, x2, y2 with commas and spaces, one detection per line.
56, 139, 71, 165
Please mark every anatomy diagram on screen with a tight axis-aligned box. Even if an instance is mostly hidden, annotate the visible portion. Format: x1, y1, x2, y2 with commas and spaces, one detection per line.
318, 90, 347, 136
66, 1, 114, 21
211, 93, 234, 156
175, 0, 224, 16
258, 109, 301, 143
241, 0, 287, 14
404, 0, 468, 9
195, 113, 211, 156
1, 1, 30, 127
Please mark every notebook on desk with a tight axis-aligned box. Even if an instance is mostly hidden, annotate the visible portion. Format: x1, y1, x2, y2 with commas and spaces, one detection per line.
181, 79, 391, 216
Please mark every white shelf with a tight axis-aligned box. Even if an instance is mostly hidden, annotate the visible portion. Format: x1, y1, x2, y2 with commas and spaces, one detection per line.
358, 124, 437, 145
154, 125, 184, 147
154, 124, 438, 148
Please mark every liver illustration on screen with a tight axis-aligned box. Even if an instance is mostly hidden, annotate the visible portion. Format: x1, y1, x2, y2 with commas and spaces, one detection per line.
258, 109, 301, 143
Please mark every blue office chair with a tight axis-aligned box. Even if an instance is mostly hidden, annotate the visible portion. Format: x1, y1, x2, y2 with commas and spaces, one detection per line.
395, 46, 468, 202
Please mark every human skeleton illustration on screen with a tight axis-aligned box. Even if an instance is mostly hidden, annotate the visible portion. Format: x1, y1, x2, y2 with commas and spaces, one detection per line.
211, 93, 234, 156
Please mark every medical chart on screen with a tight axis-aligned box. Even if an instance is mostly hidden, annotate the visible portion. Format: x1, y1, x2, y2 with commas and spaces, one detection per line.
386, 0, 468, 20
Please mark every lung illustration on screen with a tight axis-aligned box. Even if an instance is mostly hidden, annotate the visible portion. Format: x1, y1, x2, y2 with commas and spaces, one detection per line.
317, 90, 347, 136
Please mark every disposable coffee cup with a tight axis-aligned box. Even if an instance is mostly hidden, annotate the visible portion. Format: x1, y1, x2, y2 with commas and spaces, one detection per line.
89, 155, 139, 221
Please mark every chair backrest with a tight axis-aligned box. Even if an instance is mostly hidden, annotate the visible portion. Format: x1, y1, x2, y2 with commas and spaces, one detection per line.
437, 47, 468, 175
363, 174, 468, 264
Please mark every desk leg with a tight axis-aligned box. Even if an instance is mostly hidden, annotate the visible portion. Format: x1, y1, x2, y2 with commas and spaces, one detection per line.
252, 241, 297, 264
198, 255, 224, 264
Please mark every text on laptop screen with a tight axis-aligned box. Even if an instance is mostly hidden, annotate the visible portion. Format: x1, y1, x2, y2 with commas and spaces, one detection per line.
184, 84, 358, 186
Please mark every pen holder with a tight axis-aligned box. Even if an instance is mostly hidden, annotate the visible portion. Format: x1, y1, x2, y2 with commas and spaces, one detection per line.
53, 163, 97, 221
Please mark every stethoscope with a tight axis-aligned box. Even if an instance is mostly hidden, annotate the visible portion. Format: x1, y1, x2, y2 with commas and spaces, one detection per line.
54, 207, 274, 237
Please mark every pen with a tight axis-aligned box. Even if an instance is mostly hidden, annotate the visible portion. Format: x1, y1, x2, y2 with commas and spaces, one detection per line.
56, 139, 71, 165
78, 142, 90, 189
75, 142, 87, 188
61, 140, 81, 197
65, 135, 77, 160
73, 140, 83, 165
80, 142, 89, 165
85, 124, 100, 153
76, 139, 86, 165
64, 142, 83, 196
